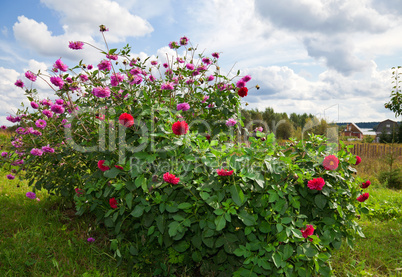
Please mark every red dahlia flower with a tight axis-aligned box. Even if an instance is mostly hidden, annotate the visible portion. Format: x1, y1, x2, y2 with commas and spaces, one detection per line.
163, 172, 180, 185
301, 224, 314, 238
307, 177, 325, 191
357, 193, 369, 202
115, 165, 124, 170
361, 180, 371, 189
119, 113, 134, 127
109, 198, 118, 209
98, 160, 110, 171
355, 156, 361, 165
216, 169, 234, 176
172, 121, 189, 135
323, 155, 339, 170
237, 87, 248, 97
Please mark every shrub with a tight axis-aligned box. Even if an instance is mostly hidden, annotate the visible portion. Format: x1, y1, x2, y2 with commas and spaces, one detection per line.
1, 27, 369, 276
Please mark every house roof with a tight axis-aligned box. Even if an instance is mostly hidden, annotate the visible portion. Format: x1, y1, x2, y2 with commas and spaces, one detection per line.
347, 122, 364, 134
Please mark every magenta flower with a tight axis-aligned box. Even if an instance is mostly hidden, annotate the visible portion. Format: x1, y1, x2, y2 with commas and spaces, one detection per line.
129, 76, 142, 85
202, 95, 210, 103
50, 76, 64, 88
92, 86, 111, 98
16, 127, 25, 134
30, 101, 39, 109
202, 57, 212, 65
149, 75, 155, 82
97, 60, 112, 71
1, 152, 8, 157
51, 104, 65, 114
87, 64, 93, 70
55, 99, 64, 105
236, 80, 246, 88
31, 130, 43, 137
106, 54, 118, 60
111, 73, 124, 86
216, 169, 234, 176
151, 60, 158, 66
207, 75, 215, 82
226, 118, 237, 127
161, 82, 174, 90
0, 125, 6, 130
87, 237, 95, 243
69, 41, 84, 50
307, 177, 325, 191
242, 75, 252, 82
35, 119, 47, 129
301, 224, 314, 238
6, 174, 15, 180
168, 41, 179, 49
53, 59, 68, 72
43, 110, 53, 118
197, 65, 207, 71
180, 36, 189, 45
177, 103, 190, 111
186, 63, 195, 70
40, 99, 52, 106
25, 71, 37, 82
163, 172, 180, 184
255, 127, 263, 132
30, 148, 43, 156
26, 192, 36, 199
163, 63, 169, 68
79, 74, 88, 82
15, 79, 24, 88
186, 79, 194, 85
212, 52, 220, 59
42, 145, 55, 153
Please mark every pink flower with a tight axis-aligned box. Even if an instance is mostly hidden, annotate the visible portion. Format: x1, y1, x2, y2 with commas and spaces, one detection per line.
226, 118, 237, 127
43, 110, 53, 118
111, 73, 125, 86
53, 59, 68, 72
151, 60, 158, 66
361, 180, 371, 189
301, 225, 314, 238
212, 52, 220, 59
35, 119, 47, 129
92, 86, 111, 98
163, 172, 180, 184
51, 104, 65, 114
30, 101, 39, 109
161, 82, 174, 90
118, 113, 134, 128
98, 160, 110, 172
323, 155, 339, 170
115, 165, 124, 170
50, 76, 64, 88
87, 64, 93, 70
42, 145, 55, 153
216, 169, 234, 176
1, 152, 8, 157
307, 177, 325, 191
26, 192, 36, 199
207, 75, 215, 82
55, 99, 64, 105
180, 36, 189, 45
202, 57, 212, 65
97, 60, 112, 71
129, 76, 142, 85
168, 41, 179, 49
0, 125, 6, 130
69, 41, 84, 50
357, 193, 369, 202
177, 103, 190, 111
15, 79, 24, 88
255, 127, 263, 132
25, 71, 37, 82
79, 74, 88, 82
163, 63, 169, 68
241, 75, 252, 82
236, 80, 246, 88
106, 54, 118, 60
75, 188, 84, 195
202, 95, 210, 103
30, 148, 43, 156
186, 63, 195, 70
87, 237, 95, 243
6, 174, 15, 180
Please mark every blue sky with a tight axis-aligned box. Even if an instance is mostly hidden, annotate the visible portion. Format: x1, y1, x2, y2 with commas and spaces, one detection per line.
1, 0, 402, 126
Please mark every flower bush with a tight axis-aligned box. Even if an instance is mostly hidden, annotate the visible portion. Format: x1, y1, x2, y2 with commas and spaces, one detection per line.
0, 27, 370, 276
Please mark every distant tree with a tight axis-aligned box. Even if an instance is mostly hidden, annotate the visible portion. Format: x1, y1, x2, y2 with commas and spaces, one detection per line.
276, 120, 294, 140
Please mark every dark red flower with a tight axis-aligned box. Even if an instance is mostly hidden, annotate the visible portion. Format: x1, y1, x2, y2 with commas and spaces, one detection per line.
307, 177, 325, 191
361, 180, 371, 189
163, 172, 180, 184
216, 169, 234, 176
75, 188, 84, 195
97, 160, 110, 172
172, 121, 189, 135
357, 193, 369, 202
206, 134, 211, 141
119, 113, 134, 127
237, 87, 248, 97
355, 156, 361, 166
109, 198, 118, 209
323, 155, 339, 170
115, 165, 124, 170
301, 224, 314, 238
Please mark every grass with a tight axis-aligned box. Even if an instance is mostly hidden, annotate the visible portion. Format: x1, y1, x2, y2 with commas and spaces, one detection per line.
0, 169, 129, 276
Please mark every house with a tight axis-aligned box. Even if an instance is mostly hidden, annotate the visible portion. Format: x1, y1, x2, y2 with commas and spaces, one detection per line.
375, 119, 399, 142
342, 122, 364, 140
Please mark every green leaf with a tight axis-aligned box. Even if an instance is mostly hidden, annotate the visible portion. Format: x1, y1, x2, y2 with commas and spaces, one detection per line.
269, 191, 279, 203
304, 244, 318, 257
125, 193, 133, 209
215, 215, 226, 231
168, 221, 181, 237
192, 251, 202, 262
147, 226, 155, 236
230, 184, 245, 207
135, 175, 145, 188
104, 167, 120, 178
178, 202, 192, 210
172, 240, 190, 252
156, 215, 166, 234
130, 205, 145, 217
272, 252, 282, 268
283, 245, 293, 260
281, 217, 292, 224
315, 194, 327, 209
238, 210, 256, 226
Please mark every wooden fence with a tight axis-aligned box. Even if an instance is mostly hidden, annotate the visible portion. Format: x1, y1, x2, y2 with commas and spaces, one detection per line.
342, 143, 402, 158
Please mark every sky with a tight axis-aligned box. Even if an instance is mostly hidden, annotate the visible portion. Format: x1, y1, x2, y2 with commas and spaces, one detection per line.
1, 0, 402, 127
